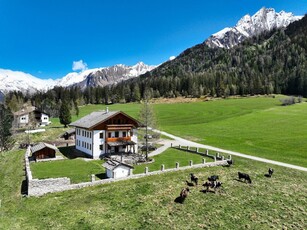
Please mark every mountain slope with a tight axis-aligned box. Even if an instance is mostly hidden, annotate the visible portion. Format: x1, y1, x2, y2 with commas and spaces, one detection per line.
64, 62, 156, 89
128, 14, 307, 98
0, 69, 55, 94
205, 7, 302, 49
0, 62, 156, 94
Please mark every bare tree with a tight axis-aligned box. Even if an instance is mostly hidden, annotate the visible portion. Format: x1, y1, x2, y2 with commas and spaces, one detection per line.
138, 98, 157, 161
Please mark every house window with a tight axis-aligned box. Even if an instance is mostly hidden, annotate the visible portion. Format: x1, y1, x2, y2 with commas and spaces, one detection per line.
99, 145, 103, 150
87, 143, 89, 149
115, 131, 119, 138
90, 144, 92, 150
100, 132, 104, 139
123, 131, 126, 137
90, 132, 92, 138
108, 132, 111, 138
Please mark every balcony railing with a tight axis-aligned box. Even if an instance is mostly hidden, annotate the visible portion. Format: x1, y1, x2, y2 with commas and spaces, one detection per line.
107, 137, 131, 142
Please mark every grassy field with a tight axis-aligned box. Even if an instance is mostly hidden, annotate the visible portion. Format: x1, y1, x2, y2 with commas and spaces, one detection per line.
1, 149, 306, 229
46, 96, 307, 167
31, 159, 105, 183
30, 148, 214, 180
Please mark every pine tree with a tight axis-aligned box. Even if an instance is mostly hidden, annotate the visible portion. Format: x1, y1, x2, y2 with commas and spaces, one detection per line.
59, 102, 71, 128
0, 104, 14, 151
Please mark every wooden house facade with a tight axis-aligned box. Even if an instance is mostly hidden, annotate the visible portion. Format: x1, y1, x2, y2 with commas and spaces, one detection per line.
70, 109, 140, 159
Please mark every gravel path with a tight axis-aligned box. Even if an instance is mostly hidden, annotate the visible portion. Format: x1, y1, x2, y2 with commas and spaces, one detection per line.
149, 129, 307, 172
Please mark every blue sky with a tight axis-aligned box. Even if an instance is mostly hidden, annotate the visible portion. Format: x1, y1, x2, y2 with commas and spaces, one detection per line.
0, 0, 306, 79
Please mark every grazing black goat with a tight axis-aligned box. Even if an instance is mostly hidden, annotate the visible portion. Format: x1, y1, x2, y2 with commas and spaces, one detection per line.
190, 173, 198, 185
226, 159, 233, 166
180, 187, 190, 202
202, 181, 223, 193
238, 172, 252, 183
268, 168, 274, 176
208, 175, 219, 182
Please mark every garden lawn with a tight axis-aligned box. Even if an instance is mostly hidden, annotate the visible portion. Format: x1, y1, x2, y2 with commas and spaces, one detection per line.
31, 159, 105, 183
133, 148, 214, 174
1, 150, 306, 229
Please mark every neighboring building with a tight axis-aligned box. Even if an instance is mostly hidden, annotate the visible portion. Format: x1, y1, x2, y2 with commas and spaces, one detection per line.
60, 129, 76, 140
13, 106, 51, 128
69, 109, 140, 159
103, 159, 134, 179
30, 142, 58, 160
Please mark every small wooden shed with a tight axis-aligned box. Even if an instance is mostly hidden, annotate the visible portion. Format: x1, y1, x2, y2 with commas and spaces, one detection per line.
60, 129, 76, 140
103, 159, 134, 179
30, 142, 58, 160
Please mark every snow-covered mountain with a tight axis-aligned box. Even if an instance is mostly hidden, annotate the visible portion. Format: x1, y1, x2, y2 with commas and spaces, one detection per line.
57, 62, 156, 89
0, 69, 55, 94
0, 62, 156, 94
205, 7, 302, 49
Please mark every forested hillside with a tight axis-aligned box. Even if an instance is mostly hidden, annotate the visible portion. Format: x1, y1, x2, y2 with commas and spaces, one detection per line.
4, 15, 307, 114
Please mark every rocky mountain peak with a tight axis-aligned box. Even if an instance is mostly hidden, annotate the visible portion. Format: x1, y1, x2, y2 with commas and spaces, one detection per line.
205, 7, 302, 49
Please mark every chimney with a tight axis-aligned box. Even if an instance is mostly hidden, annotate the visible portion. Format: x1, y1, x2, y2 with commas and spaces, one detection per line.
106, 107, 109, 113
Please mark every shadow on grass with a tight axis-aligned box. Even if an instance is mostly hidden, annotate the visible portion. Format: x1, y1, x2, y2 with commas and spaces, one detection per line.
95, 173, 107, 180
21, 179, 28, 196
59, 146, 92, 159
174, 196, 186, 204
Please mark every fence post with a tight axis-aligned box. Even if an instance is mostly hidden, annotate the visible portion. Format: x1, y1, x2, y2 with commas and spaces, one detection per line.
222, 156, 224, 160
214, 156, 216, 162
145, 167, 148, 174
161, 164, 165, 171
187, 146, 190, 150
206, 149, 209, 155
176, 162, 179, 169
196, 147, 199, 153
216, 152, 220, 158
228, 155, 232, 160
91, 174, 95, 182
179, 145, 181, 149
202, 158, 206, 164
189, 160, 193, 166
171, 143, 173, 147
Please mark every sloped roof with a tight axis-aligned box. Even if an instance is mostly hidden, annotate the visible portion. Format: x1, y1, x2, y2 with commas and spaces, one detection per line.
30, 142, 58, 154
14, 106, 49, 116
14, 106, 36, 116
60, 129, 76, 138
69, 110, 140, 129
103, 159, 133, 171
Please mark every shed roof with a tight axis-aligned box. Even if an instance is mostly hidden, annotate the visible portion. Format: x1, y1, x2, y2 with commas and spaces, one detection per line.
102, 159, 134, 171
60, 129, 76, 138
69, 110, 140, 129
30, 142, 58, 154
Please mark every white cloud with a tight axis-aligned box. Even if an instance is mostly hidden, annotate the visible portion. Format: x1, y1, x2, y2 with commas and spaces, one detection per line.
169, 56, 176, 61
72, 60, 88, 72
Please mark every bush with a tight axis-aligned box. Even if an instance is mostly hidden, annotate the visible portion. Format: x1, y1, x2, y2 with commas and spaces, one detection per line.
280, 96, 295, 106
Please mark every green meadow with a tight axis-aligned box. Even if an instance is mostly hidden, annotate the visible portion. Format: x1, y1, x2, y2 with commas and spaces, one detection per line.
1, 149, 306, 229
47, 96, 306, 167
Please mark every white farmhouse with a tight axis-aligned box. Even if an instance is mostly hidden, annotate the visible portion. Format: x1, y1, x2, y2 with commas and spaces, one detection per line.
13, 106, 51, 128
69, 109, 140, 159
103, 159, 134, 179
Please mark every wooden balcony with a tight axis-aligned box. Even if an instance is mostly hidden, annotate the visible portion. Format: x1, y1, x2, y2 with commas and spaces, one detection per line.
106, 124, 133, 131
107, 137, 131, 142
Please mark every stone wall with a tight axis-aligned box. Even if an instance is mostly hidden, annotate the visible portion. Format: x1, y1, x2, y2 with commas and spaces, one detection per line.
25, 147, 71, 196
24, 148, 229, 197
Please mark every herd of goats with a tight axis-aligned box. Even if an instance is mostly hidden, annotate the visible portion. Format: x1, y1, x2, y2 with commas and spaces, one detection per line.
176, 159, 274, 204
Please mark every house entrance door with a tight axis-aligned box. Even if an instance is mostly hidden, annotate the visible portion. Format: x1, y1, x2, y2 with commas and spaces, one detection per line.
115, 146, 119, 153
